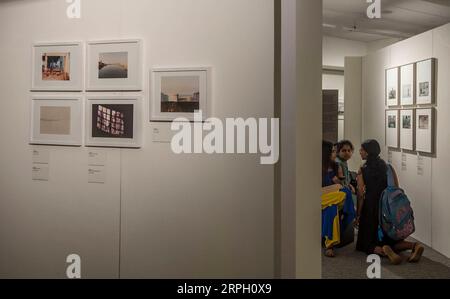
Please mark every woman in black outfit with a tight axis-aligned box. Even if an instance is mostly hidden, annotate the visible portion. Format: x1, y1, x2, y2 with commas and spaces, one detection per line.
355, 140, 424, 264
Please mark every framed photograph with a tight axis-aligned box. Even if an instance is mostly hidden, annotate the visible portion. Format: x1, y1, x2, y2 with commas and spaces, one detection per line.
416, 58, 436, 105
400, 63, 415, 106
400, 109, 415, 151
32, 42, 83, 91
85, 96, 142, 148
151, 67, 211, 122
416, 108, 435, 154
86, 40, 142, 91
386, 67, 399, 107
30, 96, 82, 146
386, 110, 399, 148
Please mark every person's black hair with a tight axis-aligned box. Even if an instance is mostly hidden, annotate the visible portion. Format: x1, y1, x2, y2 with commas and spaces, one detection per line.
337, 140, 354, 153
322, 140, 339, 186
361, 139, 387, 178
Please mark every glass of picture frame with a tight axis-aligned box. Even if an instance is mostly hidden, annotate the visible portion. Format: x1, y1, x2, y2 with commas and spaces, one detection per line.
386, 67, 399, 107
416, 58, 436, 105
150, 67, 211, 122
400, 63, 415, 106
386, 109, 399, 148
86, 40, 142, 91
30, 96, 83, 146
416, 108, 435, 154
400, 109, 414, 151
85, 96, 142, 148
32, 42, 83, 91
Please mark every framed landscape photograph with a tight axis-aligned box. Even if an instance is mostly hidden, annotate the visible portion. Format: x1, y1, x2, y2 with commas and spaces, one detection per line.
386, 110, 399, 148
416, 58, 436, 105
386, 67, 399, 107
400, 109, 414, 151
86, 40, 142, 91
151, 67, 211, 122
416, 108, 435, 154
32, 42, 83, 91
400, 63, 415, 106
85, 96, 142, 148
30, 96, 82, 146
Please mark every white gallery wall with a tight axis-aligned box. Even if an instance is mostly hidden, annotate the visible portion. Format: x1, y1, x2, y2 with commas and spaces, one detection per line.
0, 0, 275, 278
362, 23, 450, 257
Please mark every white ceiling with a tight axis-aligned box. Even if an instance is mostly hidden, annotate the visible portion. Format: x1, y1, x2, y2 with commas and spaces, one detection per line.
323, 0, 450, 42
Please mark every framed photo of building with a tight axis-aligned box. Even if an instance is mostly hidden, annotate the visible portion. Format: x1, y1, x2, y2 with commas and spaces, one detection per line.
30, 96, 82, 146
32, 42, 83, 91
416, 108, 435, 154
150, 67, 211, 122
416, 58, 436, 105
85, 96, 142, 148
86, 40, 142, 91
386, 67, 399, 107
400, 63, 415, 106
386, 110, 399, 148
400, 109, 414, 151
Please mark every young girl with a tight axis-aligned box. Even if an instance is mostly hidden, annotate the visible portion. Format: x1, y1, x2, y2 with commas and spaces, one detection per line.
322, 141, 355, 257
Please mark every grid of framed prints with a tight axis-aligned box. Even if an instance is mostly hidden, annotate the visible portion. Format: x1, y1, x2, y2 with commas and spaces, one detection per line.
85, 97, 142, 148
150, 67, 211, 122
32, 42, 83, 91
385, 59, 436, 154
30, 40, 145, 148
30, 96, 83, 146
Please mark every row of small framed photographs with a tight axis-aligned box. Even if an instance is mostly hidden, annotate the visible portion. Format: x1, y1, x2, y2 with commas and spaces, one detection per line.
32, 40, 142, 91
31, 40, 211, 122
385, 108, 435, 154
386, 58, 436, 107
30, 96, 142, 148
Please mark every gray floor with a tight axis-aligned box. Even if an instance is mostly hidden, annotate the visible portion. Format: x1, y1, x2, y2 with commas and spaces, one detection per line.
322, 236, 450, 279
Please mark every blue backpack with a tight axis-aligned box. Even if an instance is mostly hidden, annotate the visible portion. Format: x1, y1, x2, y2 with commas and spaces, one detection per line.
379, 165, 415, 241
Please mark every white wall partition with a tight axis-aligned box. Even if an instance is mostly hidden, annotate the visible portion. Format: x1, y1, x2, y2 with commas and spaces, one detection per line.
0, 0, 275, 278
362, 24, 450, 257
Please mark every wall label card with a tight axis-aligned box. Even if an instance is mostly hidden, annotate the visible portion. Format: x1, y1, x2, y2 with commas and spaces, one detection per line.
32, 164, 49, 181
32, 148, 50, 164
88, 151, 107, 166
88, 166, 106, 184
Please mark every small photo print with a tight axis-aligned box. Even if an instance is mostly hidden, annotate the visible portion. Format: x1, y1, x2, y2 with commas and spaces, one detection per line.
161, 76, 200, 113
402, 84, 412, 99
98, 52, 128, 79
419, 115, 429, 130
388, 87, 396, 100
388, 115, 396, 129
40, 106, 71, 135
42, 53, 70, 81
419, 82, 430, 97
402, 115, 412, 129
92, 104, 134, 139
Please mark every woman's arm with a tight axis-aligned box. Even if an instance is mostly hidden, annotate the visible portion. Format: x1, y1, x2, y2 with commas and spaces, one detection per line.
390, 165, 400, 188
356, 168, 365, 218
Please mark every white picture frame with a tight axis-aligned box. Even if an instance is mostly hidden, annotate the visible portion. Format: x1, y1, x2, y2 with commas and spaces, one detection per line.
86, 39, 142, 91
151, 67, 211, 122
31, 42, 83, 91
400, 109, 415, 151
416, 108, 435, 154
386, 110, 399, 148
85, 96, 142, 148
416, 58, 436, 105
30, 96, 83, 146
386, 67, 399, 107
400, 63, 415, 106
